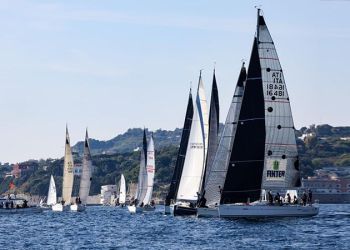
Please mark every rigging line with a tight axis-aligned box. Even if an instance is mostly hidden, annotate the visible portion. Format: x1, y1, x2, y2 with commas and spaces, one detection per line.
238, 117, 265, 122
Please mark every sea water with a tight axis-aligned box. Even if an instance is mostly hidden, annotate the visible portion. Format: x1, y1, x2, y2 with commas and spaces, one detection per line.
0, 204, 349, 249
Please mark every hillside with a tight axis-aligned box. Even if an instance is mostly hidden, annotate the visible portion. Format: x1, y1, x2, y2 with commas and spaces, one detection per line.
1, 124, 350, 198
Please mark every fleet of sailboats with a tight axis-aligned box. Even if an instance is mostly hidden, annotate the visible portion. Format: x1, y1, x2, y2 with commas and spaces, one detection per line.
8, 9, 319, 220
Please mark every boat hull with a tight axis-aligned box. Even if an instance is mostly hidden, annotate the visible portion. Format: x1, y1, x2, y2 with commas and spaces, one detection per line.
51, 203, 69, 212
197, 207, 219, 218
70, 204, 86, 212
219, 204, 319, 218
0, 207, 42, 214
127, 205, 155, 214
173, 205, 197, 216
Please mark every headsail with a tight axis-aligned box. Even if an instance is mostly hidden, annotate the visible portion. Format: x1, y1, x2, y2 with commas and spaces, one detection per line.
220, 37, 266, 204
203, 64, 246, 207
143, 134, 155, 205
165, 90, 194, 206
119, 174, 126, 204
257, 10, 301, 188
47, 175, 57, 205
136, 129, 148, 205
62, 126, 75, 204
79, 129, 93, 204
176, 72, 209, 202
202, 69, 220, 192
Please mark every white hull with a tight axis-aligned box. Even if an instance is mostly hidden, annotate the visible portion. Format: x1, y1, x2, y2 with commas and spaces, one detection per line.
70, 204, 86, 212
0, 207, 42, 214
127, 205, 156, 214
51, 203, 69, 212
219, 203, 319, 218
197, 207, 219, 218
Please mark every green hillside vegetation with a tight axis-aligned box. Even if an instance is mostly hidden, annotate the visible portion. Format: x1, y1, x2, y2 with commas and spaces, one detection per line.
1, 124, 350, 198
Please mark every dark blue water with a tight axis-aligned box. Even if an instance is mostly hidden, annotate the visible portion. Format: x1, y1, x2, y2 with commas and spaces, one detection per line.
0, 204, 349, 249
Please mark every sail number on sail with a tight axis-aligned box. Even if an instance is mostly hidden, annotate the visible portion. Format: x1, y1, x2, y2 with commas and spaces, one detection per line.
266, 72, 285, 97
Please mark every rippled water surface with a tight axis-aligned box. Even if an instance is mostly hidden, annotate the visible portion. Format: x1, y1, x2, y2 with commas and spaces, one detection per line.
0, 204, 349, 249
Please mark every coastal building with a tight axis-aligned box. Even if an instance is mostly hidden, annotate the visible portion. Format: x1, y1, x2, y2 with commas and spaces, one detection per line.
100, 185, 117, 205
302, 168, 350, 203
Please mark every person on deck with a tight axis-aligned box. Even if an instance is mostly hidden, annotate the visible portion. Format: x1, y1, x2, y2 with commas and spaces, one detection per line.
308, 189, 313, 204
268, 191, 273, 205
293, 195, 298, 204
302, 192, 307, 206
286, 193, 291, 204
274, 193, 281, 204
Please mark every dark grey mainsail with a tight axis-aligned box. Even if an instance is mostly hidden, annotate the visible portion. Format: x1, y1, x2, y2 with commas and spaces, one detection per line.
202, 64, 246, 207
165, 90, 194, 206
200, 70, 220, 194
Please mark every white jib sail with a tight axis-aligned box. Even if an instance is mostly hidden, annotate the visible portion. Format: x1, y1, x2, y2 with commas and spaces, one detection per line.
62, 126, 75, 204
119, 174, 126, 204
257, 14, 300, 188
176, 74, 209, 202
143, 135, 155, 205
79, 129, 93, 204
47, 175, 57, 205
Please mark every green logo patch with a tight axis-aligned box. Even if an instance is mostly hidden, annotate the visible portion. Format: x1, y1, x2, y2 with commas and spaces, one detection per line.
273, 160, 279, 170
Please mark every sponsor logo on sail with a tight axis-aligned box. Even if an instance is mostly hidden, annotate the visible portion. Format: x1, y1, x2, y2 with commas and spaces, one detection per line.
266, 159, 286, 180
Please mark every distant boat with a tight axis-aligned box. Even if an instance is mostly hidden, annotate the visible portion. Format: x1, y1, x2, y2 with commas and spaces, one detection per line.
0, 196, 42, 214
198, 9, 318, 218
164, 89, 193, 214
52, 126, 75, 212
71, 129, 92, 212
114, 174, 126, 207
171, 71, 209, 216
47, 175, 57, 206
128, 131, 156, 213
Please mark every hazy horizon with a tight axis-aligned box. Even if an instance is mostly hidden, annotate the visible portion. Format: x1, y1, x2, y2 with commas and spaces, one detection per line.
1, 0, 349, 163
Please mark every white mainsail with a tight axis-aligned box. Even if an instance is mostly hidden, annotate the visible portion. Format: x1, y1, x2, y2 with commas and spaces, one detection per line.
62, 126, 74, 204
47, 175, 57, 206
257, 12, 300, 188
204, 64, 246, 207
176, 73, 209, 202
119, 174, 126, 204
79, 129, 93, 204
143, 134, 155, 205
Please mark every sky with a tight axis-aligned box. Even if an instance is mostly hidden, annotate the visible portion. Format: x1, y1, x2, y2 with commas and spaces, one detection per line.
0, 0, 349, 163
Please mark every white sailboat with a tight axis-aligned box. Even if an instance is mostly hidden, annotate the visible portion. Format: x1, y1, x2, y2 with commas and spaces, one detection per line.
128, 130, 156, 213
171, 72, 209, 216
71, 129, 92, 212
47, 175, 57, 206
119, 174, 126, 206
52, 126, 75, 212
199, 10, 318, 218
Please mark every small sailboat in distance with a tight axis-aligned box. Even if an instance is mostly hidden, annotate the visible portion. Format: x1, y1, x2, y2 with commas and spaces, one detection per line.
128, 130, 156, 213
52, 126, 75, 212
119, 174, 126, 207
47, 175, 57, 206
71, 129, 92, 212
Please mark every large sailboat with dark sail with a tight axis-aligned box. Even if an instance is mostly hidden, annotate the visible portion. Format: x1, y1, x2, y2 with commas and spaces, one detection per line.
199, 10, 318, 218
164, 89, 193, 214
170, 72, 209, 216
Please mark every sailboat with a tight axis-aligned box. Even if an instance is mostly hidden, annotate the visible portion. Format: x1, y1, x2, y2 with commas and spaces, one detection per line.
171, 72, 209, 216
197, 63, 247, 217
128, 131, 156, 214
164, 89, 194, 214
40, 175, 57, 209
70, 129, 92, 212
199, 10, 318, 218
115, 174, 126, 207
52, 126, 75, 212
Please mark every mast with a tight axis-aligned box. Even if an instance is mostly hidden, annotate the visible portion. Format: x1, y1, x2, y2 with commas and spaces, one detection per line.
202, 63, 246, 207
165, 89, 194, 206
256, 11, 301, 188
176, 72, 208, 202
143, 133, 155, 205
201, 69, 220, 194
79, 129, 93, 204
62, 126, 75, 204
